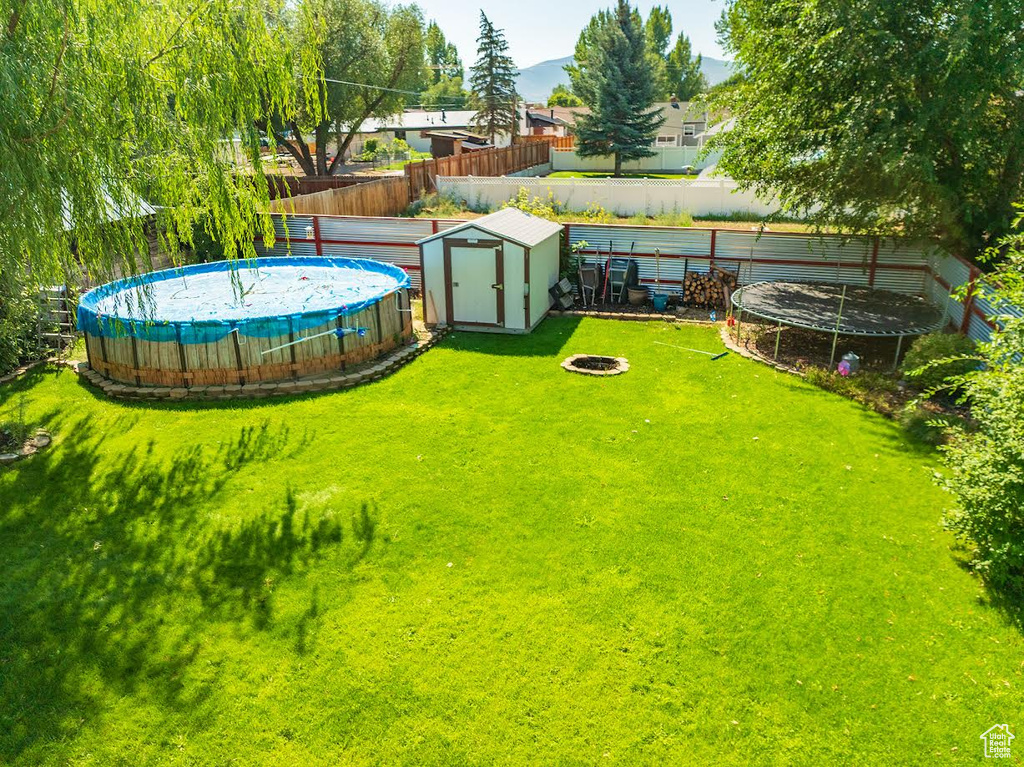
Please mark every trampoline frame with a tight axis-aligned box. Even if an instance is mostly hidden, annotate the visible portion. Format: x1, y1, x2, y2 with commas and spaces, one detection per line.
730, 280, 948, 369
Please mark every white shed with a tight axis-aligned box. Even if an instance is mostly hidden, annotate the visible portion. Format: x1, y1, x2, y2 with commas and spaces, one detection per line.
417, 208, 563, 333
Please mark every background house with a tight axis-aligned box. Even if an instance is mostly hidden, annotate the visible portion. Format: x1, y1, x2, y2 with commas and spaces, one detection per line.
653, 101, 709, 148
422, 130, 494, 158
524, 106, 589, 137
352, 108, 533, 157
351, 110, 478, 155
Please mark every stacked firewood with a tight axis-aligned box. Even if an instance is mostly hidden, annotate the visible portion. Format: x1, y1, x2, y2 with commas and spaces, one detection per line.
683, 265, 739, 309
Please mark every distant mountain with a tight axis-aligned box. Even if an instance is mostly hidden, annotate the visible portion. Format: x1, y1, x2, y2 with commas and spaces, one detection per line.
516, 54, 733, 103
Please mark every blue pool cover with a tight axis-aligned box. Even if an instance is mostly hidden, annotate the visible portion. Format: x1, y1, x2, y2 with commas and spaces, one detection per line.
78, 257, 410, 344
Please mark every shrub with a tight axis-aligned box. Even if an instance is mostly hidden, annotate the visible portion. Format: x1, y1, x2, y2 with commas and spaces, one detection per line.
651, 209, 694, 228
502, 188, 613, 223
896, 403, 964, 446
901, 332, 977, 393
0, 284, 40, 376
0, 396, 30, 452
403, 192, 475, 219
937, 210, 1024, 597
939, 385, 1024, 594
803, 366, 900, 412
188, 216, 228, 263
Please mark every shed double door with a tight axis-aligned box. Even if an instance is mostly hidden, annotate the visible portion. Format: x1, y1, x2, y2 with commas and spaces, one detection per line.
444, 239, 505, 328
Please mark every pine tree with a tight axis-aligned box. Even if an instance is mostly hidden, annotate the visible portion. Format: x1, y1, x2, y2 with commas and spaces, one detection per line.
573, 0, 664, 176
469, 13, 519, 144
564, 10, 612, 104
665, 33, 707, 100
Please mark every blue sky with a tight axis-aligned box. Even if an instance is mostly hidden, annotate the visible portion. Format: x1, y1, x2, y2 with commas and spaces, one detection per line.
412, 1, 730, 69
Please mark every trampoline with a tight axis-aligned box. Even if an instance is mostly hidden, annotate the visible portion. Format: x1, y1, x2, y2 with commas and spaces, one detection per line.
731, 281, 947, 367
78, 257, 413, 387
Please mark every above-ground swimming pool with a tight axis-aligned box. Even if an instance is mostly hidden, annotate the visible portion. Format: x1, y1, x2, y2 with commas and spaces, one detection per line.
78, 257, 413, 387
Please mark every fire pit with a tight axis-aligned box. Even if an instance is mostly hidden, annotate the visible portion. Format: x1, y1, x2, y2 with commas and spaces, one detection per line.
561, 354, 629, 376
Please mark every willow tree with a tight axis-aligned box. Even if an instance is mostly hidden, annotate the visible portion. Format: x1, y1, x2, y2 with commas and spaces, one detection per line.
2, 0, 301, 288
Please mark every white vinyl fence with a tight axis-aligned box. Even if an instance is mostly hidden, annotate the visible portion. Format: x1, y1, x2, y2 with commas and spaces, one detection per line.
437, 176, 780, 218
254, 213, 1015, 344
506, 162, 552, 177
550, 146, 722, 173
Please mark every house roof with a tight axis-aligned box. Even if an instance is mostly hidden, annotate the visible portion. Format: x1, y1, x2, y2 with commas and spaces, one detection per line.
656, 101, 708, 129
526, 106, 590, 126
416, 208, 562, 249
61, 187, 156, 231
357, 110, 477, 133
422, 129, 490, 142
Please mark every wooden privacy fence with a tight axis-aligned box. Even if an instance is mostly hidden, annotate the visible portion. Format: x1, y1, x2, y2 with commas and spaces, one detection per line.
264, 175, 377, 199
267, 143, 551, 217
517, 135, 575, 149
405, 142, 550, 199
269, 176, 412, 217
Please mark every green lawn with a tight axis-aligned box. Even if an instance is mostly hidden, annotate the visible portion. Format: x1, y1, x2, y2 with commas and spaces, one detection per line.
547, 171, 699, 180
0, 318, 1019, 765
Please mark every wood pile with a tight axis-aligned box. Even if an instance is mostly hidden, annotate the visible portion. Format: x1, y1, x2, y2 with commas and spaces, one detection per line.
683, 264, 739, 309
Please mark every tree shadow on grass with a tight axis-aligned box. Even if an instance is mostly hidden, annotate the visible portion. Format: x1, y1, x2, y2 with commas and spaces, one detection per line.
0, 410, 371, 761
949, 550, 1024, 637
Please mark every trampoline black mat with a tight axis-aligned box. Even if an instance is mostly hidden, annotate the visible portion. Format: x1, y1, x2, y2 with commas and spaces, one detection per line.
732, 281, 945, 336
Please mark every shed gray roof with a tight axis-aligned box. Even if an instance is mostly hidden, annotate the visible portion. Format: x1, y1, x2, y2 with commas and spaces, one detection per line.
417, 208, 562, 249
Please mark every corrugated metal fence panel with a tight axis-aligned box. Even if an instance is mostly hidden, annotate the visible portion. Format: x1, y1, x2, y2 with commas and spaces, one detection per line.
871, 239, 931, 294
567, 224, 714, 292
567, 224, 713, 257
973, 291, 1024, 322
318, 243, 422, 287
716, 231, 871, 265
967, 313, 994, 344
255, 214, 472, 290
269, 215, 314, 240
716, 231, 875, 287
876, 239, 935, 266
874, 269, 928, 295
318, 216, 435, 242
250, 215, 1024, 330
929, 254, 972, 331
255, 238, 319, 258
973, 290, 1022, 345
566, 225, 936, 292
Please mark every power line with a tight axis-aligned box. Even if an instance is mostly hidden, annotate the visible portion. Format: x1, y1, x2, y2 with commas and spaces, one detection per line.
321, 77, 421, 96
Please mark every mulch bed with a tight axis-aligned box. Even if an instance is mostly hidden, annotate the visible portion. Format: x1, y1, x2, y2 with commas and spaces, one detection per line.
744, 322, 911, 373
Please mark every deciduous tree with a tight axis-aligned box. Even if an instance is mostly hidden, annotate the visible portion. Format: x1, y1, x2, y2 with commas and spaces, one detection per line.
1, 0, 296, 285
665, 33, 706, 100
547, 84, 583, 108
414, 21, 469, 109
261, 0, 425, 177
711, 0, 1024, 258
